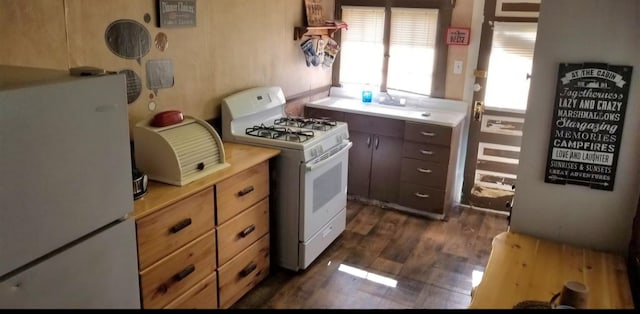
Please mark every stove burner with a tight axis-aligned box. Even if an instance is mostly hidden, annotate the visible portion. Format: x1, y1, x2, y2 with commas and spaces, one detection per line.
274, 116, 337, 131
274, 129, 315, 143
307, 117, 337, 131
274, 117, 307, 128
245, 124, 315, 142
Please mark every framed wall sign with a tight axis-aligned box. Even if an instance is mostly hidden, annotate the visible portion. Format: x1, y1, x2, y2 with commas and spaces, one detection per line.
446, 27, 470, 45
157, 0, 196, 28
544, 62, 633, 191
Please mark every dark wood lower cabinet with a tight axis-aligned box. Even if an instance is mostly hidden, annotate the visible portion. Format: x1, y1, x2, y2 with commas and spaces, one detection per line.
304, 105, 461, 219
369, 135, 403, 203
347, 131, 373, 198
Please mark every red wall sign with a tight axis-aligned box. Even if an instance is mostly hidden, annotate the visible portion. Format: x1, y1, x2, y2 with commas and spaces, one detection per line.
446, 27, 470, 46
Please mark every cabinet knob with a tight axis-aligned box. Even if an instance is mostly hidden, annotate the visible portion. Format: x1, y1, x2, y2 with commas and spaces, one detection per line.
170, 218, 192, 234
240, 262, 257, 277
414, 192, 430, 199
420, 131, 436, 137
417, 168, 433, 174
419, 150, 434, 155
238, 186, 255, 197
239, 224, 256, 238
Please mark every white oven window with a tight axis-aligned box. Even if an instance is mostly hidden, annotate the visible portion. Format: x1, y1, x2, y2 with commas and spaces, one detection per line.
313, 164, 342, 212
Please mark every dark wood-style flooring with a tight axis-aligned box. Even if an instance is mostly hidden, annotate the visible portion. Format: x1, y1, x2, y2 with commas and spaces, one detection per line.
232, 200, 509, 309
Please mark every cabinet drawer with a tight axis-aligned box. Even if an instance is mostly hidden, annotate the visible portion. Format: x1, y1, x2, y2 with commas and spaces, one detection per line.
305, 107, 345, 121
404, 122, 452, 147
217, 197, 269, 266
400, 158, 447, 189
218, 234, 270, 309
346, 112, 405, 137
216, 162, 269, 225
402, 141, 451, 164
140, 230, 217, 309
136, 187, 215, 269
164, 272, 218, 309
397, 183, 445, 215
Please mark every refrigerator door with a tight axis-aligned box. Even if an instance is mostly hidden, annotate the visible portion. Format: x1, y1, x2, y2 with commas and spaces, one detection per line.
0, 218, 140, 309
0, 71, 133, 276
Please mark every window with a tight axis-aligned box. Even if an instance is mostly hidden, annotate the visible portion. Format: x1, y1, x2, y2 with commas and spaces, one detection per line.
483, 22, 538, 111
335, 1, 451, 98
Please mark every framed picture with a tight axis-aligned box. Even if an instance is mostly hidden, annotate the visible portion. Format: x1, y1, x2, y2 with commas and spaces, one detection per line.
446, 27, 471, 45
304, 0, 325, 26
157, 0, 197, 28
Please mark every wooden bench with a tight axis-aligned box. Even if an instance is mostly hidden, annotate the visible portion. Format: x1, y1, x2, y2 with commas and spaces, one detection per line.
468, 231, 635, 309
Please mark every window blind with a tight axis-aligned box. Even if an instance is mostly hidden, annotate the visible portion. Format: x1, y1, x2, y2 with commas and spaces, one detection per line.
387, 8, 439, 95
484, 22, 538, 111
339, 6, 385, 87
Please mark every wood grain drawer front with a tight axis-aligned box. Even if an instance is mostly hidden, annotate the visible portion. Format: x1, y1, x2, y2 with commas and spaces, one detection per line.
402, 141, 451, 164
217, 197, 269, 266
404, 122, 452, 147
400, 158, 447, 189
345, 112, 405, 137
136, 187, 215, 269
140, 230, 217, 309
397, 183, 446, 215
164, 272, 218, 309
218, 234, 270, 309
216, 161, 269, 225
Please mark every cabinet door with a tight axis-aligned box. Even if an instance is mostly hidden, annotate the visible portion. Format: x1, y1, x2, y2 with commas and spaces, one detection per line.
347, 131, 373, 197
370, 135, 403, 203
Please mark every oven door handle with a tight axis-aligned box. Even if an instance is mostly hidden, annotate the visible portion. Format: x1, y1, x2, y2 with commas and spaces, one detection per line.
306, 141, 352, 172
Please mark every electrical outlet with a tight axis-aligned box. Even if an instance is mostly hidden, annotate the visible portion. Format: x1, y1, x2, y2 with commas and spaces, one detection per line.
454, 61, 463, 74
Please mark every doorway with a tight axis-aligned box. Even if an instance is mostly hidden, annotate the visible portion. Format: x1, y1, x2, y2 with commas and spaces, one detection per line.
461, 0, 540, 214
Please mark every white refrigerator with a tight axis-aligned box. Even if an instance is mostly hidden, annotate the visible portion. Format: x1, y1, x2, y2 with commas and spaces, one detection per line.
0, 65, 141, 308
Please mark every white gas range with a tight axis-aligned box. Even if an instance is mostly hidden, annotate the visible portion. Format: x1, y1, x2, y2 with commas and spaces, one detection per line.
221, 86, 352, 271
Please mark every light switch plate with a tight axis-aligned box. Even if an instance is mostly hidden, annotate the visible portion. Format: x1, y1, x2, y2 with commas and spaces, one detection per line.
454, 61, 463, 74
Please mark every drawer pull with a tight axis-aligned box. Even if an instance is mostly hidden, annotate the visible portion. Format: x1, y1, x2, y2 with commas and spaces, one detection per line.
169, 218, 192, 234
419, 150, 434, 155
420, 131, 436, 137
414, 192, 430, 199
173, 264, 196, 282
417, 168, 433, 174
239, 224, 256, 238
240, 262, 257, 277
238, 186, 255, 197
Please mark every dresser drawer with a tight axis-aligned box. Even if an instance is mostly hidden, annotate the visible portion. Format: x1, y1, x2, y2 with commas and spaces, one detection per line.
218, 234, 270, 309
164, 272, 218, 309
216, 162, 269, 225
140, 230, 217, 309
397, 183, 446, 215
400, 158, 447, 189
136, 187, 215, 269
217, 197, 269, 266
402, 141, 451, 164
404, 122, 452, 147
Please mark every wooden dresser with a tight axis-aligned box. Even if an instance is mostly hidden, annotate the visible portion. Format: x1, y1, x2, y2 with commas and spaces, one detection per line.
131, 142, 279, 309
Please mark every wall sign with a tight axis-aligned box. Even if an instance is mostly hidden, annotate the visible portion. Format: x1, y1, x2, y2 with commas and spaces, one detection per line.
157, 0, 196, 28
544, 62, 633, 191
446, 27, 470, 45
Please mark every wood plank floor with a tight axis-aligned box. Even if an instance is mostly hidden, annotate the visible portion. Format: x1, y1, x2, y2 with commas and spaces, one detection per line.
232, 199, 509, 309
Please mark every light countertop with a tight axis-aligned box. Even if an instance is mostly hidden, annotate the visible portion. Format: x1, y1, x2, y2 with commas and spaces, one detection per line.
131, 142, 280, 220
306, 96, 468, 127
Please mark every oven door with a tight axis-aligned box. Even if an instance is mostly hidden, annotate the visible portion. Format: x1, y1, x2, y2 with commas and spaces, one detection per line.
299, 140, 352, 242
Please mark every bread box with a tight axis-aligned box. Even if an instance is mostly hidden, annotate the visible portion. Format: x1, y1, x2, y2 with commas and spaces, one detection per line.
133, 115, 229, 186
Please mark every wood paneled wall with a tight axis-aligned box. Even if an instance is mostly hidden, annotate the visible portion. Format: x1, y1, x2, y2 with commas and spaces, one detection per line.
0, 0, 334, 132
